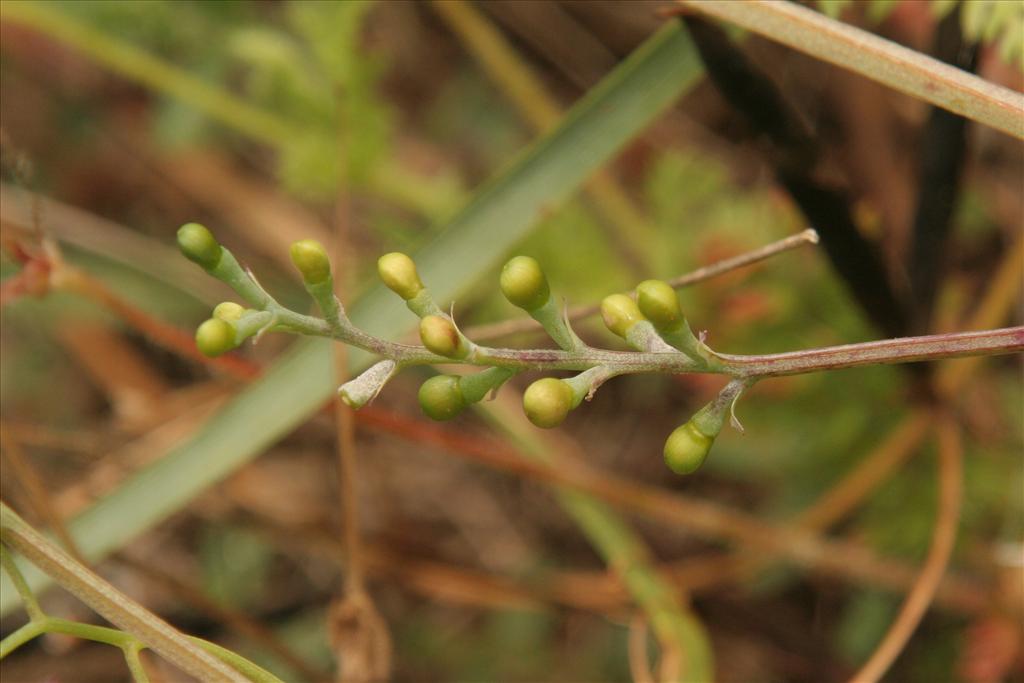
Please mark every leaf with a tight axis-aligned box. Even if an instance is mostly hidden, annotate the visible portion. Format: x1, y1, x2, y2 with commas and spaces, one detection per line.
2, 19, 707, 613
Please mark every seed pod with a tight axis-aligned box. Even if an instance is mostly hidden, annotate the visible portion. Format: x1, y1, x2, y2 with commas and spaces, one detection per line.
195, 318, 236, 357
177, 223, 222, 270
212, 302, 245, 323
523, 377, 574, 428
500, 256, 550, 311
600, 293, 645, 338
663, 421, 715, 474
636, 280, 682, 331
419, 315, 464, 358
378, 252, 424, 301
289, 239, 331, 285
418, 375, 466, 421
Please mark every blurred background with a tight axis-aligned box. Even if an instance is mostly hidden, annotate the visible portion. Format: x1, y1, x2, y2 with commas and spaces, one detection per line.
0, 1, 1021, 681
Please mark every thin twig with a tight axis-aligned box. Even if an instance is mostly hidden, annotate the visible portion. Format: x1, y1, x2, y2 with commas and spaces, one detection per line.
675, 0, 1024, 140
465, 229, 819, 341
849, 417, 963, 683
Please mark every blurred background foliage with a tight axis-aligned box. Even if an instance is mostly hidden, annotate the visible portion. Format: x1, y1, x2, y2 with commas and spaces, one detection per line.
0, 1, 1021, 681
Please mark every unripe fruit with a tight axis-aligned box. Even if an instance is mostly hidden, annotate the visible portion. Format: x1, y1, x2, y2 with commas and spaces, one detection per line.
523, 377, 574, 428
289, 239, 331, 285
420, 315, 463, 358
195, 318, 236, 357
418, 375, 466, 421
601, 294, 645, 338
378, 252, 423, 300
663, 421, 714, 474
500, 256, 550, 311
636, 280, 682, 331
177, 223, 222, 270
212, 301, 245, 322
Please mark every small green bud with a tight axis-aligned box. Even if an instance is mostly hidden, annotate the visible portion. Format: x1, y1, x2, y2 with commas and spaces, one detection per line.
418, 375, 467, 421
636, 280, 682, 331
289, 239, 331, 285
420, 315, 464, 358
378, 252, 424, 300
212, 301, 245, 322
195, 318, 236, 357
523, 377, 574, 429
177, 223, 222, 270
663, 421, 715, 475
601, 293, 645, 338
500, 256, 550, 311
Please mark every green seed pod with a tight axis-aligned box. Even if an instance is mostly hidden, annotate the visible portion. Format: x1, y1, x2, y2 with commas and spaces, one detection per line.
378, 252, 424, 301
195, 318, 236, 357
601, 293, 645, 338
177, 223, 222, 270
419, 315, 463, 358
418, 375, 467, 421
523, 377, 574, 429
289, 239, 331, 285
663, 421, 715, 475
500, 256, 550, 311
636, 280, 682, 331
212, 301, 245, 323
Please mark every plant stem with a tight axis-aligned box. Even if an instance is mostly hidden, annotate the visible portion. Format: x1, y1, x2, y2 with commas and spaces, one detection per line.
0, 621, 44, 657
0, 544, 43, 621
300, 314, 1023, 379
676, 0, 1024, 140
123, 644, 152, 683
0, 503, 247, 682
718, 327, 1024, 378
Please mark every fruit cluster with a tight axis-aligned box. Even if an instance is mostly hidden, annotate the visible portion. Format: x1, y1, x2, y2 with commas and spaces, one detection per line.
178, 223, 750, 475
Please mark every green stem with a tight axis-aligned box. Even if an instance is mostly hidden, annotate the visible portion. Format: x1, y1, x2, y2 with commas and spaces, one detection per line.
527, 297, 585, 352
45, 617, 140, 647
123, 643, 152, 683
0, 620, 45, 657
304, 277, 347, 334
210, 250, 274, 310
1, 544, 43, 621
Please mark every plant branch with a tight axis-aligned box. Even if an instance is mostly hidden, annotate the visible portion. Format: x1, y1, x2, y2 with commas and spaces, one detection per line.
0, 502, 248, 682
716, 326, 1023, 378
297, 312, 1024, 378
675, 0, 1024, 140
0, 544, 43, 622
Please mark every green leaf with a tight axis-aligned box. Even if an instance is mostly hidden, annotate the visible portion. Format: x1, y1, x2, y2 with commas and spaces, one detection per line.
2, 19, 706, 614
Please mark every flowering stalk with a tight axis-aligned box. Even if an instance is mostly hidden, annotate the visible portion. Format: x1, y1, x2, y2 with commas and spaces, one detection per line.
178, 226, 1024, 474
